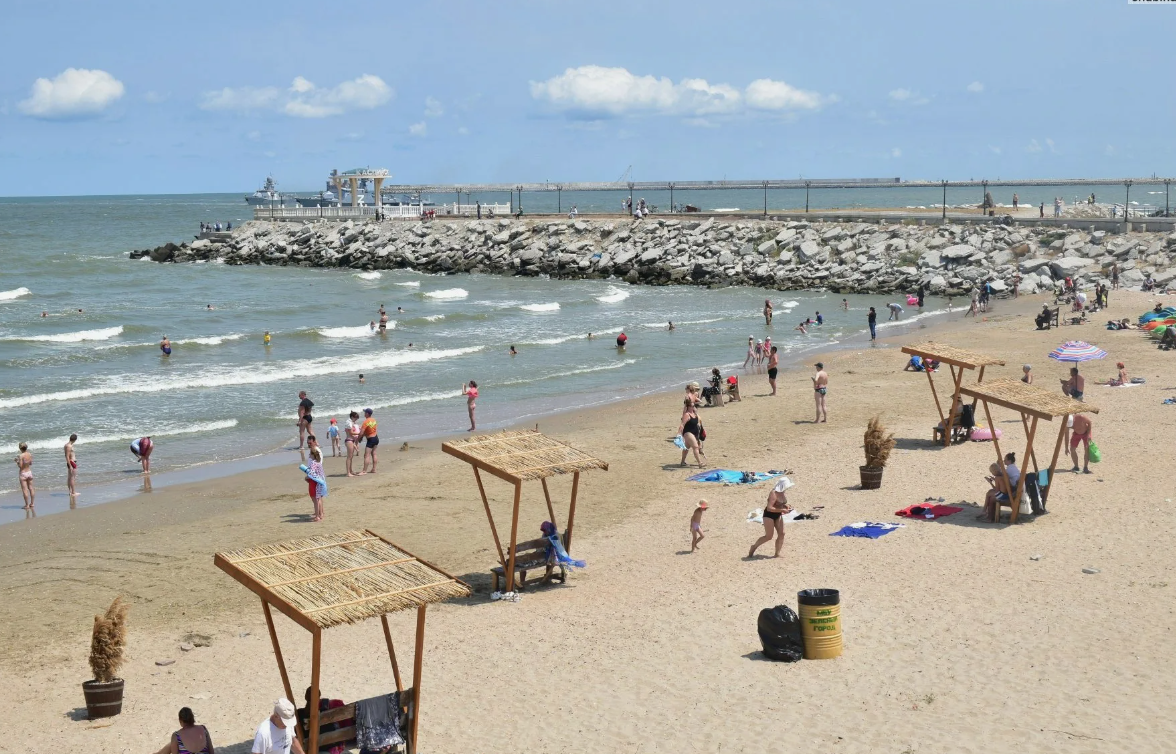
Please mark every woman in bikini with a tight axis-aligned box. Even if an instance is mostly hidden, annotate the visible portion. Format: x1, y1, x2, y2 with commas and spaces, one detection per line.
151, 707, 214, 754
344, 411, 362, 476
743, 336, 755, 368
677, 396, 706, 468
749, 478, 793, 558
14, 443, 34, 509
462, 381, 478, 431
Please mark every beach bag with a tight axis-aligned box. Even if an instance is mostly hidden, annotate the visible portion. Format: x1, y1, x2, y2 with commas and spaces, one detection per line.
1018, 491, 1033, 517
1087, 441, 1102, 463
698, 423, 707, 442
757, 605, 804, 662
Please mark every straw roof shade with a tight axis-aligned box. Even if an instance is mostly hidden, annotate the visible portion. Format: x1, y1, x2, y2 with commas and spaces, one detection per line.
901, 341, 1006, 368
442, 429, 609, 483
214, 530, 470, 630
959, 378, 1098, 420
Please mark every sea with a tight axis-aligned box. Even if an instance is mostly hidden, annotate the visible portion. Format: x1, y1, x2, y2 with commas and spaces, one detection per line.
0, 186, 1081, 521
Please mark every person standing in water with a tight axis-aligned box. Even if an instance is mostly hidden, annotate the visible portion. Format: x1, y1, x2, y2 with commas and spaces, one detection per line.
616, 331, 628, 349
15, 443, 34, 509
812, 362, 828, 423
297, 391, 314, 449
462, 381, 478, 431
263, 331, 271, 346
767, 346, 779, 396
130, 437, 153, 473
743, 336, 755, 368
65, 434, 78, 499
344, 411, 362, 477
867, 307, 877, 341
763, 299, 773, 325
160, 336, 171, 356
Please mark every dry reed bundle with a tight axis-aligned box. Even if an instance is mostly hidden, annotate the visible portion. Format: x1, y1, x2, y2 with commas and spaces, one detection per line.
863, 416, 896, 469
443, 430, 608, 481
89, 597, 129, 683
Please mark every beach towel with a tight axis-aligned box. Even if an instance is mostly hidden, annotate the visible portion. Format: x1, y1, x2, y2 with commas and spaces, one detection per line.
672, 435, 686, 449
830, 522, 905, 539
688, 469, 784, 484
545, 534, 586, 569
299, 463, 328, 499
354, 692, 403, 751
895, 504, 963, 520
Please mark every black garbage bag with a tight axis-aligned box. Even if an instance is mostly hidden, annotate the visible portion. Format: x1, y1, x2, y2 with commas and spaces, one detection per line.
757, 605, 804, 662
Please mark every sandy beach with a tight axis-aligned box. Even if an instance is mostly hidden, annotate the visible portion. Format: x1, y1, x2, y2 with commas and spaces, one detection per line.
3, 289, 1174, 754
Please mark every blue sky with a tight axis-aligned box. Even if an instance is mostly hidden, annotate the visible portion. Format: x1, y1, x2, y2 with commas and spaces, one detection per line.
2, 0, 1173, 196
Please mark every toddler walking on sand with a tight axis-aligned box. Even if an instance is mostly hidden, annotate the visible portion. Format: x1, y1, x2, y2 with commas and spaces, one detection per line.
327, 418, 341, 457
690, 500, 708, 552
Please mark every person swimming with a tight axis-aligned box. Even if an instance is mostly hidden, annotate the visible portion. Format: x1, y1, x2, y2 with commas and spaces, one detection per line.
160, 336, 171, 356
263, 331, 271, 346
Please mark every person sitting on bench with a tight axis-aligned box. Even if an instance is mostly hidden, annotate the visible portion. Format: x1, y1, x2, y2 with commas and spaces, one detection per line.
1035, 305, 1053, 330
982, 452, 1021, 522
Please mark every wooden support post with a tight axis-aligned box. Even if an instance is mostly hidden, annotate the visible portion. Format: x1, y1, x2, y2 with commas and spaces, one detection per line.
409, 604, 427, 754
381, 614, 404, 692
1020, 415, 1041, 474
1044, 418, 1069, 506
308, 629, 322, 754
1009, 415, 1037, 524
943, 365, 966, 447
505, 482, 522, 592
540, 477, 559, 530
565, 471, 581, 553
473, 468, 506, 567
925, 368, 946, 429
262, 601, 303, 745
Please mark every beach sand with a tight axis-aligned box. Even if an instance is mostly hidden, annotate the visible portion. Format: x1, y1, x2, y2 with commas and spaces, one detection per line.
3, 290, 1174, 753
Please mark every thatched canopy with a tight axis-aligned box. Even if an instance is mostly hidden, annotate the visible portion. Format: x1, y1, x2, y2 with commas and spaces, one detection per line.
901, 342, 1007, 369
442, 429, 609, 483
960, 378, 1098, 421
214, 530, 470, 631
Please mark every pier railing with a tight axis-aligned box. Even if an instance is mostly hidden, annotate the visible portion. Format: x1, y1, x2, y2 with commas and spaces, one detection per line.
253, 203, 512, 221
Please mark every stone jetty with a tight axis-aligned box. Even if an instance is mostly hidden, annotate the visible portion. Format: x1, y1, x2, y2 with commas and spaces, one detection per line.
131, 217, 1176, 294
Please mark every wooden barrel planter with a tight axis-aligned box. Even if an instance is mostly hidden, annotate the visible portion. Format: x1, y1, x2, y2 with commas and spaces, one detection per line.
82, 679, 124, 718
859, 466, 883, 490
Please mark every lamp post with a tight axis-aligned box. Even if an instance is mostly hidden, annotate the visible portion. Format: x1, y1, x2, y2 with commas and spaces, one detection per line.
981, 180, 988, 215
763, 181, 769, 217
669, 182, 675, 213
517, 185, 524, 215
1124, 179, 1133, 223
942, 180, 948, 221
1165, 178, 1171, 217
805, 180, 811, 213
628, 182, 634, 215
557, 185, 561, 214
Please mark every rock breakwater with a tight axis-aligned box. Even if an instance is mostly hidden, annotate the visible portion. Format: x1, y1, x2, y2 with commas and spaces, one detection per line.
131, 217, 1176, 294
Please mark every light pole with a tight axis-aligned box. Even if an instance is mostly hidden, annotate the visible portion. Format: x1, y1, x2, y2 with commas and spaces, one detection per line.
628, 182, 634, 214
669, 182, 675, 213
1165, 178, 1171, 217
557, 185, 561, 214
942, 180, 948, 221
805, 180, 811, 213
763, 181, 769, 217
1123, 180, 1132, 222
517, 185, 524, 216
981, 180, 988, 215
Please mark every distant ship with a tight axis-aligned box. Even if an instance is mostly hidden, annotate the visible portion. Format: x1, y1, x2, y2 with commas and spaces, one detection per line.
245, 177, 294, 206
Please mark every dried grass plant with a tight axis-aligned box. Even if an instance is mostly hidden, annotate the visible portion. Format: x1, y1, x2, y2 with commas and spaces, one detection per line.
89, 597, 129, 683
864, 416, 896, 468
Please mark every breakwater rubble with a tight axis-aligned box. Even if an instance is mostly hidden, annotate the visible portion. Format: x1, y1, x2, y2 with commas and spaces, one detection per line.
131, 217, 1176, 294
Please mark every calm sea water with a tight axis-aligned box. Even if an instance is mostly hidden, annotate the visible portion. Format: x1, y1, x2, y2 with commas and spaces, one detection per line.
0, 192, 963, 520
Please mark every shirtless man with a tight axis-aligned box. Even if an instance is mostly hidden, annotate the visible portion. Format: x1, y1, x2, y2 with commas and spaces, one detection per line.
812, 362, 828, 423
767, 346, 779, 396
1064, 367, 1085, 402
160, 336, 172, 356
1069, 414, 1094, 474
297, 391, 315, 448
65, 434, 78, 498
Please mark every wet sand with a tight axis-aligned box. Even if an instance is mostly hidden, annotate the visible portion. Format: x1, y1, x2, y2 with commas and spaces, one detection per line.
3, 290, 1174, 753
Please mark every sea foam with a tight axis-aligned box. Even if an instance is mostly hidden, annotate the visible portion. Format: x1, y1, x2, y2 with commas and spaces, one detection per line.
520, 302, 560, 312
596, 286, 630, 304
354, 271, 382, 280
424, 288, 468, 300
0, 287, 32, 301
4, 326, 123, 343
317, 324, 387, 338
7, 419, 238, 452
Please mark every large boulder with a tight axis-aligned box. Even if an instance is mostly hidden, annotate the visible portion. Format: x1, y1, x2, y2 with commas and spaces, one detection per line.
940, 244, 976, 260
1019, 257, 1052, 273
1049, 257, 1095, 277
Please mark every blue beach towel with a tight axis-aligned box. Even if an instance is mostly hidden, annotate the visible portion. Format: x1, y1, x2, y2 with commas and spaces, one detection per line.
830, 522, 904, 539
299, 463, 329, 499
687, 469, 784, 485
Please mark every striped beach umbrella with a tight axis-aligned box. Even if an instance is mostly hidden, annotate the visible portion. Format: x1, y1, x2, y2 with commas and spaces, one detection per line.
1048, 340, 1108, 362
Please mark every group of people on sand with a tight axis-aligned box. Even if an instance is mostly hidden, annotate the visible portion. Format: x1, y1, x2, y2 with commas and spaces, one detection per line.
687, 475, 797, 559
12, 434, 152, 511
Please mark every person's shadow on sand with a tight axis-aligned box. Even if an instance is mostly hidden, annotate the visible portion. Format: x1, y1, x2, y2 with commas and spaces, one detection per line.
280, 513, 315, 524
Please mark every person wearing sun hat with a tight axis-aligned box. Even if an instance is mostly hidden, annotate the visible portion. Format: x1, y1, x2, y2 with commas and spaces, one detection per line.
749, 477, 794, 559
690, 500, 708, 552
251, 697, 304, 754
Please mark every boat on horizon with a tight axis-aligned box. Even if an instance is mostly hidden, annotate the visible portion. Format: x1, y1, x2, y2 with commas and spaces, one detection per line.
245, 176, 295, 206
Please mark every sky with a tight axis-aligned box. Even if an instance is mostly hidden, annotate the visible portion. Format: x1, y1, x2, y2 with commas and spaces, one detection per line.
1, 0, 1174, 196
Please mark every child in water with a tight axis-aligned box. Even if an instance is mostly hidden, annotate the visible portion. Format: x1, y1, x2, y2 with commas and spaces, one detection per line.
690, 500, 708, 552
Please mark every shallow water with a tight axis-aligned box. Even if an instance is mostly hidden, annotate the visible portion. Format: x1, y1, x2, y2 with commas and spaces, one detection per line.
0, 193, 946, 518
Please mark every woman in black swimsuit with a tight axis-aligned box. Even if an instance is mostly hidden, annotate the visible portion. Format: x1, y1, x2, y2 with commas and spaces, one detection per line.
749, 478, 792, 558
677, 397, 706, 468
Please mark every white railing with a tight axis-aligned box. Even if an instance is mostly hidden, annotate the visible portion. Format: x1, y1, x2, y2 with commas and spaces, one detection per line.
253, 202, 512, 221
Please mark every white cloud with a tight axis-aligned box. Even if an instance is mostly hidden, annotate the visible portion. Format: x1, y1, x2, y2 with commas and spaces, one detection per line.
1045, 138, 1057, 153
888, 88, 929, 105
530, 65, 829, 118
424, 96, 443, 117
1026, 139, 1043, 153
989, 145, 1002, 155
408, 121, 427, 137
966, 81, 984, 93
457, 126, 469, 135
18, 68, 125, 119
201, 75, 392, 117
890, 147, 902, 158
745, 78, 829, 111
1026, 138, 1057, 154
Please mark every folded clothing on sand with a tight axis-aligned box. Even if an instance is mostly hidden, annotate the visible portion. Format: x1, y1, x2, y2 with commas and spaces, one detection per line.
689, 469, 783, 484
830, 522, 904, 539
895, 504, 963, 520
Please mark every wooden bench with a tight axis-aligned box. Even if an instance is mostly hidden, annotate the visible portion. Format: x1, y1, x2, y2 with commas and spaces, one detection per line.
1036, 307, 1060, 330
491, 536, 567, 592
309, 690, 414, 753
933, 423, 970, 444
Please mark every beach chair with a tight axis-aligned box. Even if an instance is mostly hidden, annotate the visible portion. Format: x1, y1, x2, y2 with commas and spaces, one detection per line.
491, 534, 568, 592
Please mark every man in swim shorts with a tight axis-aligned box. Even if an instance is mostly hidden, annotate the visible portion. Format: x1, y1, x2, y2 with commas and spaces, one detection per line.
1069, 414, 1093, 474
297, 391, 314, 448
812, 362, 828, 423
767, 346, 779, 396
130, 436, 153, 472
65, 434, 78, 498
